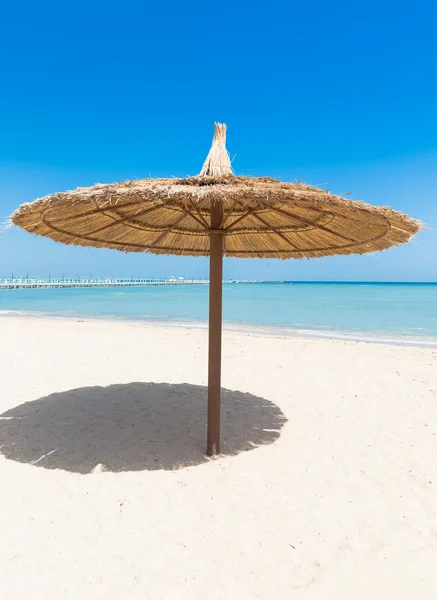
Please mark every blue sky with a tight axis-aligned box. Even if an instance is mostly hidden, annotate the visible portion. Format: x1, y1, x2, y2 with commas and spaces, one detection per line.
0, 0, 436, 281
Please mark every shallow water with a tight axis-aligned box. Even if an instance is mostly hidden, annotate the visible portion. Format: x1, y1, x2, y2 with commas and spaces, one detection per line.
1, 282, 437, 346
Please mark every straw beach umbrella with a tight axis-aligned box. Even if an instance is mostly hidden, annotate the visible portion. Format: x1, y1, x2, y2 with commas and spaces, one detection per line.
11, 124, 421, 456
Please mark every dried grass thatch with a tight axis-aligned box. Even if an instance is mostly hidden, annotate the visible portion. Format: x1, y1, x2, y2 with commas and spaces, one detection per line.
12, 123, 421, 258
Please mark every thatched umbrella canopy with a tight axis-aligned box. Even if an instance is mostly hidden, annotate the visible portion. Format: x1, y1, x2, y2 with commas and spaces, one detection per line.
12, 123, 421, 455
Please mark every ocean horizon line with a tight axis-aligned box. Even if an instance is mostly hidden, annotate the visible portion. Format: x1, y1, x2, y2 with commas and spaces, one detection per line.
1, 276, 436, 285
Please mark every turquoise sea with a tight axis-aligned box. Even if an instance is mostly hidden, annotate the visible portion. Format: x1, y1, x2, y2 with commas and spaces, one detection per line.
1, 282, 437, 346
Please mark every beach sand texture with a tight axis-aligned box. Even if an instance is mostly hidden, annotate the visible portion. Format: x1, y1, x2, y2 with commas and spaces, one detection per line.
1, 316, 436, 599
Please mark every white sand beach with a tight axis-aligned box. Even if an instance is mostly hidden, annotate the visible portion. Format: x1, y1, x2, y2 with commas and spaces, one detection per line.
0, 316, 436, 599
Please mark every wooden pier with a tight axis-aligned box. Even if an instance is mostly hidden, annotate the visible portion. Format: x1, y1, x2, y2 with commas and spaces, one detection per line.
0, 277, 211, 289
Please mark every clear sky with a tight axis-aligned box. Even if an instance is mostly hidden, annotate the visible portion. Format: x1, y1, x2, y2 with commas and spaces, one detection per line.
0, 0, 436, 281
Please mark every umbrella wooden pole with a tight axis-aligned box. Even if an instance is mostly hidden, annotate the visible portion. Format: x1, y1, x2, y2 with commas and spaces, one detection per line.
207, 222, 224, 456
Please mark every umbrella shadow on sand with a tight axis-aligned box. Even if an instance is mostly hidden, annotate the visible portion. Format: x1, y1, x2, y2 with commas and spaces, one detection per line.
0, 382, 287, 473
